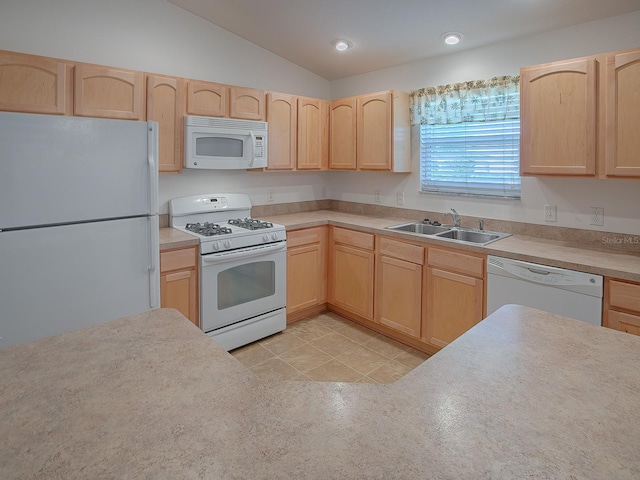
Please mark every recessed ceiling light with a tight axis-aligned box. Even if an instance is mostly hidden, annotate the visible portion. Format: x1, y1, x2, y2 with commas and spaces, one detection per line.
333, 39, 353, 52
441, 32, 464, 45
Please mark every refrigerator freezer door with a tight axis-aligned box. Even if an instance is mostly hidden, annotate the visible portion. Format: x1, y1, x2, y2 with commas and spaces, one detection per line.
0, 112, 157, 230
0, 217, 160, 348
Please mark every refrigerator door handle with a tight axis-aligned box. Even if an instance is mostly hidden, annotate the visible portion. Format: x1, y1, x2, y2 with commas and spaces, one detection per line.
147, 121, 159, 215
148, 215, 160, 309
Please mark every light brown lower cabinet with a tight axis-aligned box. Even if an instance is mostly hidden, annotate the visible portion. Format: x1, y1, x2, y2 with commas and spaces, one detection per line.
423, 247, 485, 349
160, 246, 199, 327
375, 237, 424, 338
604, 278, 640, 336
286, 227, 327, 322
328, 227, 375, 321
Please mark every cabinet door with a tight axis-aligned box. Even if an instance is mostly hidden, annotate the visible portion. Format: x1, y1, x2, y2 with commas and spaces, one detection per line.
329, 98, 357, 169
330, 243, 374, 320
147, 74, 185, 174
298, 97, 328, 170
230, 86, 265, 120
520, 58, 597, 175
357, 91, 392, 170
605, 49, 640, 177
266, 92, 297, 170
74, 64, 144, 120
376, 255, 422, 338
287, 243, 324, 313
0, 51, 70, 115
424, 267, 484, 348
160, 247, 198, 327
161, 269, 198, 327
186, 80, 228, 117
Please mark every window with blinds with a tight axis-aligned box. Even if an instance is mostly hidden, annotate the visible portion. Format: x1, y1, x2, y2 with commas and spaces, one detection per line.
420, 118, 521, 198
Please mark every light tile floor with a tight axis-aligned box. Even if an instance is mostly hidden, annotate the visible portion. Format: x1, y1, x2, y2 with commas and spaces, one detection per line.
230, 312, 431, 383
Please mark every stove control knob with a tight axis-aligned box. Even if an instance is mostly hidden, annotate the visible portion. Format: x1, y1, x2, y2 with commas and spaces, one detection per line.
262, 233, 270, 243
212, 241, 220, 251
223, 240, 232, 249
271, 233, 279, 241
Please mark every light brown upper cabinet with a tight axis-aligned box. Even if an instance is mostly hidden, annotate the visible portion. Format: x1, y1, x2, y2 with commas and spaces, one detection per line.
74, 64, 144, 120
266, 92, 297, 170
605, 48, 640, 177
266, 93, 329, 171
230, 86, 265, 121
186, 80, 228, 117
329, 90, 410, 172
297, 97, 329, 170
329, 97, 357, 169
0, 50, 71, 115
520, 57, 597, 176
521, 46, 640, 178
147, 74, 185, 174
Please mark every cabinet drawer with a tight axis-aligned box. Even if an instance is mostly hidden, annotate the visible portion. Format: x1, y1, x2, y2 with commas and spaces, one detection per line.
287, 227, 324, 248
607, 310, 640, 336
161, 247, 197, 273
333, 227, 374, 250
379, 237, 424, 265
427, 247, 484, 278
609, 280, 640, 312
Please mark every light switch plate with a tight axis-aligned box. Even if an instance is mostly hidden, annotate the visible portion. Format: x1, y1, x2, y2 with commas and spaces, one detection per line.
397, 192, 404, 205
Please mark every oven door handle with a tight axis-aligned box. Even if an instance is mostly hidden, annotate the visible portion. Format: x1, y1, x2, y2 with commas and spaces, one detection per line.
202, 241, 287, 264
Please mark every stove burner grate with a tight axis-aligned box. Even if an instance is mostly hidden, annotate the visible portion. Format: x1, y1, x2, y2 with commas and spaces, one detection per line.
185, 222, 233, 237
228, 218, 274, 230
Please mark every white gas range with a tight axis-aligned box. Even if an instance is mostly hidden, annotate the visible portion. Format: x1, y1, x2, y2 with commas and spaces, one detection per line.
169, 193, 286, 351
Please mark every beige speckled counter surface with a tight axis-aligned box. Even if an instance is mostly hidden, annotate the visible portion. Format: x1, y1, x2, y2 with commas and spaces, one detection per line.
261, 210, 640, 282
1, 306, 639, 479
159, 227, 199, 250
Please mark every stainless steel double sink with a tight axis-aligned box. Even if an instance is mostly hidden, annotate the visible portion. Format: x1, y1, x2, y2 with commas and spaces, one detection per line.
386, 221, 510, 246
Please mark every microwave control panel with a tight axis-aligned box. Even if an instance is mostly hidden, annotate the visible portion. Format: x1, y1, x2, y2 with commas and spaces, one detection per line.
254, 136, 265, 158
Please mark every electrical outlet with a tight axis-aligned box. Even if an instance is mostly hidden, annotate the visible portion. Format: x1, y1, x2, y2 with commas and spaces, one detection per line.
590, 207, 604, 226
375, 190, 381, 203
267, 189, 275, 203
396, 192, 404, 205
322, 185, 329, 199
544, 204, 557, 222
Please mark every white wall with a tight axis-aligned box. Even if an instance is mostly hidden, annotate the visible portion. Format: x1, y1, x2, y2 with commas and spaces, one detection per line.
329, 11, 640, 235
0, 0, 331, 213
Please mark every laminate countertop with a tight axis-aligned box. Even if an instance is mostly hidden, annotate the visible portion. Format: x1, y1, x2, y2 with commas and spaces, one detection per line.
1, 306, 639, 479
160, 210, 640, 282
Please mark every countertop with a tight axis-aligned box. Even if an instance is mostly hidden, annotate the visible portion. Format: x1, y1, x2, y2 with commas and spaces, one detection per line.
160, 210, 640, 282
1, 306, 639, 479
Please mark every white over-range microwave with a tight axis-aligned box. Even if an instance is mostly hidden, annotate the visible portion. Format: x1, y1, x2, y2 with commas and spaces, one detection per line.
184, 116, 268, 169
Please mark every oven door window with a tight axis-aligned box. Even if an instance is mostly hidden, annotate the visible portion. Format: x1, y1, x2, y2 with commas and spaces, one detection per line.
196, 136, 244, 158
217, 260, 275, 310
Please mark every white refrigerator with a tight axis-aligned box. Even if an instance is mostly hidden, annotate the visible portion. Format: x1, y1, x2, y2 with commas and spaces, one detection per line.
0, 112, 160, 348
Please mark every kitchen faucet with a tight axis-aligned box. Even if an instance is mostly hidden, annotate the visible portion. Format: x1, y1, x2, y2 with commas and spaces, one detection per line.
446, 208, 460, 228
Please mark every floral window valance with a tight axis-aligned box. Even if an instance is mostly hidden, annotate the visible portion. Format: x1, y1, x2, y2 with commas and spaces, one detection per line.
409, 75, 520, 126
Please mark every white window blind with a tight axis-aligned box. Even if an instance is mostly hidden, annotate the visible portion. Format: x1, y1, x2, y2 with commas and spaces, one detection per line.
410, 75, 521, 199
420, 118, 521, 198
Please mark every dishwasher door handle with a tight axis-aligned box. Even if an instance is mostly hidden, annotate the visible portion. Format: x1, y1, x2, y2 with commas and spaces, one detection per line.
527, 268, 551, 275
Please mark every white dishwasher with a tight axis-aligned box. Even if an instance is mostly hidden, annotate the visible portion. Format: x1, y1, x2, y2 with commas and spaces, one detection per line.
486, 256, 603, 326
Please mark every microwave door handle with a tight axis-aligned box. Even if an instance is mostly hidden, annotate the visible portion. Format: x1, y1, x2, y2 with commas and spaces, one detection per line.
249, 131, 256, 167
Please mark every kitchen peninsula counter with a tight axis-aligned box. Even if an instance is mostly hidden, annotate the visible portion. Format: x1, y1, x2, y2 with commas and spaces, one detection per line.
1, 306, 639, 479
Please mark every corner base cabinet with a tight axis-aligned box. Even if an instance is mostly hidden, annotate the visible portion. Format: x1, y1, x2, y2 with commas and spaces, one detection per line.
328, 227, 375, 321
286, 227, 327, 322
160, 246, 199, 327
